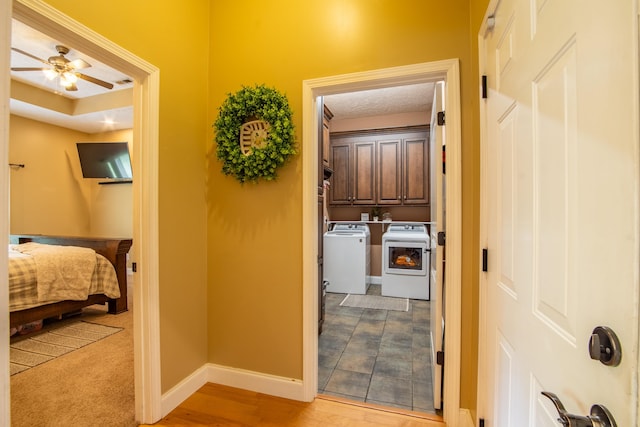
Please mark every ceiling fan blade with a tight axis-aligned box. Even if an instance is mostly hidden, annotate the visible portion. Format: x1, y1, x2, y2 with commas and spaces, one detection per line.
69, 58, 91, 69
11, 67, 49, 72
76, 72, 114, 89
11, 47, 50, 65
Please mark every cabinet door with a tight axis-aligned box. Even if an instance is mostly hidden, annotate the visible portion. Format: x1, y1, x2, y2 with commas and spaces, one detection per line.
377, 139, 402, 205
352, 141, 376, 205
322, 119, 330, 166
403, 136, 429, 205
322, 106, 333, 166
329, 143, 351, 205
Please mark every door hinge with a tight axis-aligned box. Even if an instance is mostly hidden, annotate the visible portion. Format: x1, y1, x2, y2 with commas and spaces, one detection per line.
482, 75, 488, 99
482, 249, 488, 272
436, 350, 445, 366
437, 111, 445, 126
437, 231, 446, 246
132, 262, 137, 272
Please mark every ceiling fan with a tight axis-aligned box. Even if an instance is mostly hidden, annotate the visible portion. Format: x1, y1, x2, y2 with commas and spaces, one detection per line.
10, 44, 114, 91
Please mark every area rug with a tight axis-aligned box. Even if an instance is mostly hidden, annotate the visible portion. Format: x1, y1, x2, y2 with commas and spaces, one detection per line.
339, 294, 409, 312
10, 320, 123, 375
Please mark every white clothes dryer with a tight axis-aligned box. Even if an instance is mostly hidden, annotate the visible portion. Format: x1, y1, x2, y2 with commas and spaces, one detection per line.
381, 223, 430, 300
323, 223, 370, 294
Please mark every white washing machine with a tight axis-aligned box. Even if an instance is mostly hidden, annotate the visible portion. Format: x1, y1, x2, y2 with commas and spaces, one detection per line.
323, 223, 370, 294
382, 223, 430, 300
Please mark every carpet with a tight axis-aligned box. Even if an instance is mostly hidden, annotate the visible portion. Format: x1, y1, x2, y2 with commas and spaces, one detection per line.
339, 294, 409, 312
10, 320, 123, 375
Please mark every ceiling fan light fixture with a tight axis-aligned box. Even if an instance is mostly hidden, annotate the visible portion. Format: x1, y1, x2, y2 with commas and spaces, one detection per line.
59, 75, 77, 91
43, 68, 57, 80
13, 44, 115, 92
62, 71, 77, 84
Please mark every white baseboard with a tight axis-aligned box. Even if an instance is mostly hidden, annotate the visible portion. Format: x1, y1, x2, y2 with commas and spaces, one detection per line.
207, 363, 304, 401
459, 408, 475, 427
369, 275, 382, 285
160, 364, 209, 417
160, 363, 304, 417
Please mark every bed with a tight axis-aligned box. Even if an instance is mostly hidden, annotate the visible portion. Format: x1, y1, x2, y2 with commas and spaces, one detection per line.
8, 235, 133, 329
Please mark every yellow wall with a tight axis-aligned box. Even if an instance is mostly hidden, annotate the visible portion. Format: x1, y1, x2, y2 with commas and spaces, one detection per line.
208, 0, 479, 410
9, 115, 91, 235
41, 0, 211, 392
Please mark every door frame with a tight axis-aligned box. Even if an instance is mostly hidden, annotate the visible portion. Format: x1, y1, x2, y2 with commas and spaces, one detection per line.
476, 2, 495, 421
0, 0, 162, 424
302, 59, 463, 423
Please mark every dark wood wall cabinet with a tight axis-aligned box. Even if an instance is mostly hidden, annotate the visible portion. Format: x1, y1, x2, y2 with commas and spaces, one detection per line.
328, 126, 429, 207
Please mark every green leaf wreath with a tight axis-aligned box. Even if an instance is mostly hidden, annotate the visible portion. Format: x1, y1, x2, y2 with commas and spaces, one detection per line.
213, 84, 296, 183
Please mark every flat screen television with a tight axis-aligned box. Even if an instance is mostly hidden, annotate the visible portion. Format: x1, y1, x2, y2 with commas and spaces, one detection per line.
76, 142, 132, 181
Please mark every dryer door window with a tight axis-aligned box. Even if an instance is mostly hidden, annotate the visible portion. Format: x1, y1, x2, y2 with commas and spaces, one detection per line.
384, 241, 428, 276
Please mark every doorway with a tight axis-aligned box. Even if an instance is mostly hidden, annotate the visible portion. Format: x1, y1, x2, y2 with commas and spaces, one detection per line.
317, 85, 437, 413
0, 0, 161, 424
302, 59, 463, 424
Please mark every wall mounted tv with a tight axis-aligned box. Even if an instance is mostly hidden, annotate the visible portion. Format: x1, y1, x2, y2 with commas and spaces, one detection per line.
76, 142, 132, 183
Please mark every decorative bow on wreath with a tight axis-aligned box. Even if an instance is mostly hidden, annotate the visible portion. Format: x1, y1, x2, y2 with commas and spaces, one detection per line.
213, 84, 297, 183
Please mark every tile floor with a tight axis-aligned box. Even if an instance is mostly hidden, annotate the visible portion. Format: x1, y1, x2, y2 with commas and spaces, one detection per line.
318, 284, 436, 414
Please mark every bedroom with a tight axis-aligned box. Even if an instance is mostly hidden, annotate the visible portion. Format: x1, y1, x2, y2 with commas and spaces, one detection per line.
8, 18, 136, 423
8, 112, 136, 425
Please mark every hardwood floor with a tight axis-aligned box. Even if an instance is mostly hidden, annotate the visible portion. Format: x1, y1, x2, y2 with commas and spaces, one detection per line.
145, 383, 446, 426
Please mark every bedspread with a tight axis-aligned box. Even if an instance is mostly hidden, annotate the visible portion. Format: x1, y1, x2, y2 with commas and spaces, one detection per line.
9, 243, 121, 311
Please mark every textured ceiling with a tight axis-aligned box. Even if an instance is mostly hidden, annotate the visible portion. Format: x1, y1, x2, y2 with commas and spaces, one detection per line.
324, 83, 434, 120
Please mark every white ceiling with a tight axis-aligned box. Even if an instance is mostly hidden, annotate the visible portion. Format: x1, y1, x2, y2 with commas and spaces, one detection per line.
10, 19, 433, 133
10, 19, 134, 134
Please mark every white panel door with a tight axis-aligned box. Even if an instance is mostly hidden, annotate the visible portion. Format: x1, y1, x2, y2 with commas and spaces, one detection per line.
479, 0, 638, 425
430, 81, 445, 410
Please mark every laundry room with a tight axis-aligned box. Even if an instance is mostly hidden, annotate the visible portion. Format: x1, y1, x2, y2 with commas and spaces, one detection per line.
317, 81, 445, 414
321, 83, 435, 297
